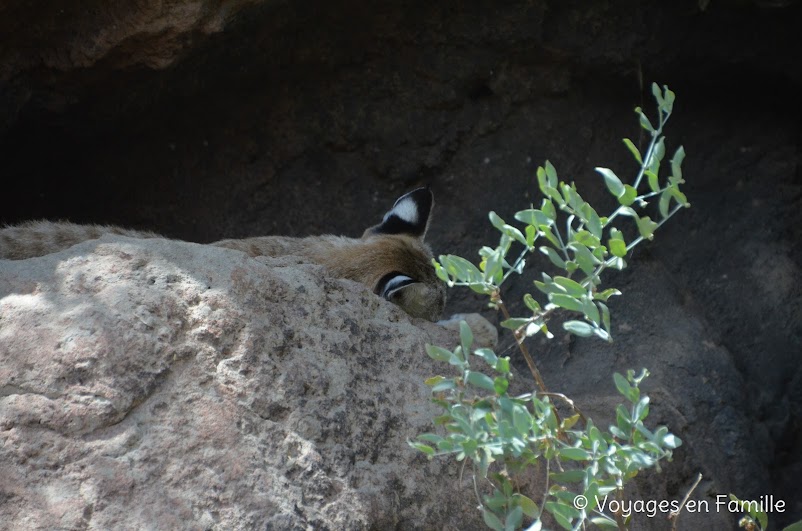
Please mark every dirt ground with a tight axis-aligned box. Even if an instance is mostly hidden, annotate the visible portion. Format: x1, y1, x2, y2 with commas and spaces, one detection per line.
1, 0, 800, 528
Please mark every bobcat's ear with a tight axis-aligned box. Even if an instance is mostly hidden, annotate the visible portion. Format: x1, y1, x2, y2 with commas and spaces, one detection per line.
367, 187, 433, 239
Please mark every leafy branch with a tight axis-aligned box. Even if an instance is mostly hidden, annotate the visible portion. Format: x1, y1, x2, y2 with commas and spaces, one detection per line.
412, 84, 690, 530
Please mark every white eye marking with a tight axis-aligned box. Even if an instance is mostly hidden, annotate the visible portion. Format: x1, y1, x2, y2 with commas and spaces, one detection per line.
385, 197, 419, 225
382, 274, 415, 298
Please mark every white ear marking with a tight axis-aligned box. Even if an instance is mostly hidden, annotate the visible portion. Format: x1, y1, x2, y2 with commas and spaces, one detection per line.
370, 187, 432, 238
385, 197, 419, 226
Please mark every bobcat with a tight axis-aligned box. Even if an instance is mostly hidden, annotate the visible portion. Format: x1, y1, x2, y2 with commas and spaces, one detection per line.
0, 188, 446, 322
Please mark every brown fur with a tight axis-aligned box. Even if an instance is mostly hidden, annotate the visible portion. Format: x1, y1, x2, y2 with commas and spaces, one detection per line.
1, 219, 446, 321
0, 221, 159, 260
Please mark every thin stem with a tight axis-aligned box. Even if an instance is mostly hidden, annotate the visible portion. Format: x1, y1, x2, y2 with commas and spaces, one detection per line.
613, 487, 627, 531
500, 245, 531, 285
605, 108, 671, 229
537, 458, 551, 521
471, 469, 483, 508
497, 298, 549, 394
632, 109, 670, 191
537, 392, 587, 424
553, 222, 571, 262
669, 473, 703, 531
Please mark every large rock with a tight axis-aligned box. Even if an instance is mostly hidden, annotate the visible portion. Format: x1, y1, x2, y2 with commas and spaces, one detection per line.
0, 235, 486, 530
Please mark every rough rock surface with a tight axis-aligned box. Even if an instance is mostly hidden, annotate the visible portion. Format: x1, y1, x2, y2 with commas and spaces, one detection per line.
0, 236, 487, 530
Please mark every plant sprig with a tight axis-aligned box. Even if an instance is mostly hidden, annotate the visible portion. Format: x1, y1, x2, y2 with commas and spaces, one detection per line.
413, 84, 690, 530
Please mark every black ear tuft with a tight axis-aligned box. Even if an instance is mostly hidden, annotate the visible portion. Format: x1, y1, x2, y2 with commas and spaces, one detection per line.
370, 187, 433, 238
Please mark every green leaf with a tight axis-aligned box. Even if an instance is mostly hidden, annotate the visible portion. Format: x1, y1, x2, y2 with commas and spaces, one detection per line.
545, 501, 577, 530
613, 373, 638, 403
537, 166, 564, 206
585, 206, 603, 239
582, 297, 601, 325
550, 293, 584, 313
504, 225, 528, 246
573, 230, 601, 249
662, 433, 681, 449
540, 246, 566, 269
671, 145, 686, 181
618, 184, 637, 206
651, 82, 663, 106
431, 379, 457, 392
553, 276, 586, 297
646, 170, 660, 193
484, 249, 504, 282
622, 138, 642, 163
417, 433, 444, 444
534, 279, 556, 295
433, 260, 449, 282
663, 86, 676, 111
425, 344, 453, 362
515, 208, 552, 228
670, 186, 689, 206
424, 375, 444, 386
439, 254, 483, 283
482, 508, 505, 531
561, 413, 581, 430
489, 211, 506, 231
608, 238, 627, 258
512, 403, 533, 434
598, 301, 611, 333
409, 441, 435, 456
544, 160, 558, 188
501, 317, 530, 331
616, 206, 638, 218
505, 506, 523, 531
563, 320, 594, 337
525, 224, 537, 247
559, 447, 590, 461
494, 376, 509, 395
758, 511, 769, 531
609, 256, 626, 270
459, 321, 473, 353
542, 198, 557, 221
635, 107, 654, 132
514, 494, 539, 518
659, 189, 672, 218
781, 520, 802, 531
560, 183, 585, 211
596, 167, 624, 198
636, 216, 659, 240
467, 371, 496, 392
523, 293, 541, 312
653, 137, 666, 163
539, 225, 561, 248
549, 470, 585, 483
633, 396, 650, 421
589, 516, 620, 529
584, 481, 600, 511
474, 348, 498, 366
568, 242, 600, 276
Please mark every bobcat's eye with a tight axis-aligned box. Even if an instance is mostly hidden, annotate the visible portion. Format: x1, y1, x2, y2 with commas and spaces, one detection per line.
377, 272, 416, 300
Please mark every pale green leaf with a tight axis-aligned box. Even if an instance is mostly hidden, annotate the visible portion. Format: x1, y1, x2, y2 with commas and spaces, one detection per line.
563, 320, 594, 337
622, 138, 642, 163
595, 167, 624, 197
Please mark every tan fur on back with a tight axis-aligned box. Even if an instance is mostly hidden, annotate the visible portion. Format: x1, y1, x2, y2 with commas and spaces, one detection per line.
1, 220, 446, 321
0, 221, 159, 260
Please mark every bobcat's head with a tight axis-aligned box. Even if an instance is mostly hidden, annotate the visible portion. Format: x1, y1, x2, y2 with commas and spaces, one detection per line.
362, 188, 446, 322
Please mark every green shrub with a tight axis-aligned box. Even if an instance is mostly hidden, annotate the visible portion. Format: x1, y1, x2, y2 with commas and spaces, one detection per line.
411, 84, 690, 530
